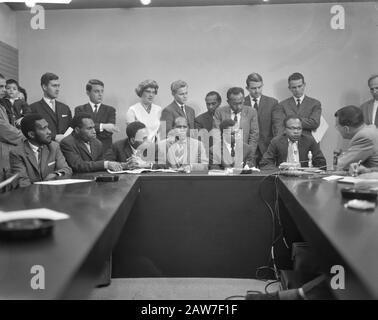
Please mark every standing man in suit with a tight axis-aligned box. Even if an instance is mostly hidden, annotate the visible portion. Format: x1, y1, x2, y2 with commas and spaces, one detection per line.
160, 80, 195, 138
195, 91, 222, 131
29, 73, 72, 142
334, 105, 378, 170
0, 73, 23, 183
9, 114, 72, 188
209, 119, 254, 170
260, 116, 326, 169
60, 113, 122, 173
360, 74, 378, 126
273, 72, 321, 137
75, 79, 119, 153
213, 87, 259, 159
244, 73, 278, 166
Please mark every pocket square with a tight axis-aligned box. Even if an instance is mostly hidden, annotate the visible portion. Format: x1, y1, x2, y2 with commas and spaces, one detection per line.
62, 115, 68, 118
48, 161, 56, 166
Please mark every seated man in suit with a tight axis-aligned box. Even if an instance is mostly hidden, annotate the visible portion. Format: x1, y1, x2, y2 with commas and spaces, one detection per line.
75, 79, 119, 153
335, 105, 378, 170
9, 114, 72, 188
260, 116, 326, 169
360, 74, 378, 127
195, 91, 222, 131
29, 72, 72, 142
244, 73, 278, 166
106, 121, 154, 169
60, 113, 122, 173
272, 72, 321, 137
213, 87, 259, 156
209, 119, 254, 170
157, 117, 208, 171
0, 79, 30, 128
160, 80, 195, 138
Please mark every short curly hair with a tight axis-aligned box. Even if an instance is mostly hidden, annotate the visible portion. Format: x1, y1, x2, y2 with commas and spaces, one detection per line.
135, 79, 159, 97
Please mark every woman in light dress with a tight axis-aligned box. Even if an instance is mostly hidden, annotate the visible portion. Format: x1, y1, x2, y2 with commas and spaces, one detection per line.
126, 80, 162, 142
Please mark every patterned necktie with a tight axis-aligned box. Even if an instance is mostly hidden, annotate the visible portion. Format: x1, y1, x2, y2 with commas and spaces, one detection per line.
253, 98, 258, 111
296, 99, 301, 109
175, 143, 185, 166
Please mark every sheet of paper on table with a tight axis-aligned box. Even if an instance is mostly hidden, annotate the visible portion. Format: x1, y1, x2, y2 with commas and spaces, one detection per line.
107, 168, 178, 174
34, 179, 93, 185
0, 208, 69, 223
322, 175, 344, 181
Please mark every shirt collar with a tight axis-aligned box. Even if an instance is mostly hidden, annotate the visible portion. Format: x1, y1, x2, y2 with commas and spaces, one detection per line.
250, 95, 261, 104
293, 95, 305, 104
43, 97, 55, 105
28, 141, 40, 153
89, 101, 101, 109
175, 101, 185, 109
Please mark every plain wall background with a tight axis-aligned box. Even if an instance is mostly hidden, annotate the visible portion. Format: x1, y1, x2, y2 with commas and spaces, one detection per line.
16, 3, 378, 164
0, 4, 17, 48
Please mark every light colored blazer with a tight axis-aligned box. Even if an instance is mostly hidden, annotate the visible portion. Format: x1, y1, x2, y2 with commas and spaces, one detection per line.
213, 105, 259, 156
337, 124, 378, 170
10, 140, 72, 188
0, 104, 23, 181
360, 99, 376, 125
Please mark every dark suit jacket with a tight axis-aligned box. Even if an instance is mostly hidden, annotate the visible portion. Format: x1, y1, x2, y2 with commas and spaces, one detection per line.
105, 138, 133, 163
245, 94, 278, 155
29, 99, 72, 140
195, 111, 214, 132
0, 98, 30, 126
10, 140, 72, 188
60, 134, 105, 173
260, 133, 326, 169
272, 96, 321, 136
160, 101, 195, 137
209, 141, 254, 169
74, 103, 116, 152
360, 99, 377, 125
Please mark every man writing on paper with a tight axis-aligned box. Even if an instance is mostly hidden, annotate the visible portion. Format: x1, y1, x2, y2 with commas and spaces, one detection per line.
60, 113, 122, 173
9, 114, 72, 188
335, 105, 378, 171
259, 116, 326, 170
105, 121, 154, 170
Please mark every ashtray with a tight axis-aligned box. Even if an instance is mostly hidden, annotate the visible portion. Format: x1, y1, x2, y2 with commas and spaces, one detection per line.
0, 218, 54, 240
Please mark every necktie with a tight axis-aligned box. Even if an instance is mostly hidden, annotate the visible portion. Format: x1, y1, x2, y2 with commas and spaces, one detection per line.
231, 142, 235, 158
374, 109, 378, 127
181, 105, 186, 117
51, 100, 55, 113
37, 147, 43, 178
253, 98, 258, 111
94, 104, 98, 114
296, 99, 301, 109
233, 112, 238, 123
175, 143, 185, 166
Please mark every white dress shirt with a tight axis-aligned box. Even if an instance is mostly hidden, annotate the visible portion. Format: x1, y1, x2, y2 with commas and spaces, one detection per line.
28, 141, 41, 163
89, 101, 104, 132
43, 97, 55, 112
293, 95, 305, 106
287, 139, 299, 163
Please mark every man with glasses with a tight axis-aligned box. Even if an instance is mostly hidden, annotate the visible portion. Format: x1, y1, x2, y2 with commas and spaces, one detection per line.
157, 117, 208, 171
260, 116, 326, 169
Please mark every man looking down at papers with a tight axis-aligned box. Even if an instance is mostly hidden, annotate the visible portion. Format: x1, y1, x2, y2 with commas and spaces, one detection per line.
335, 105, 378, 171
60, 113, 122, 173
105, 121, 153, 170
10, 114, 72, 188
259, 116, 326, 169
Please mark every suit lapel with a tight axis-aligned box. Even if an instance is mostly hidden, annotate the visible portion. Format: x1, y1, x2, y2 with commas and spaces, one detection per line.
24, 141, 40, 173
39, 145, 49, 178
288, 97, 298, 115
96, 104, 106, 121
77, 139, 93, 160
368, 100, 374, 124
174, 102, 186, 118
40, 99, 58, 126
279, 136, 289, 163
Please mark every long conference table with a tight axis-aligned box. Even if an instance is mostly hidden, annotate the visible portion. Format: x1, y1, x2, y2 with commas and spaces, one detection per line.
0, 172, 377, 299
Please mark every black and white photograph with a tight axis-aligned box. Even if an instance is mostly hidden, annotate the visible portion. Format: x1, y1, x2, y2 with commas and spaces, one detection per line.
0, 0, 377, 307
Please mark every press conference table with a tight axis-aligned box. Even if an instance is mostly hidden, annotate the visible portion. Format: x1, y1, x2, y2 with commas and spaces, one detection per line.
0, 173, 377, 299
